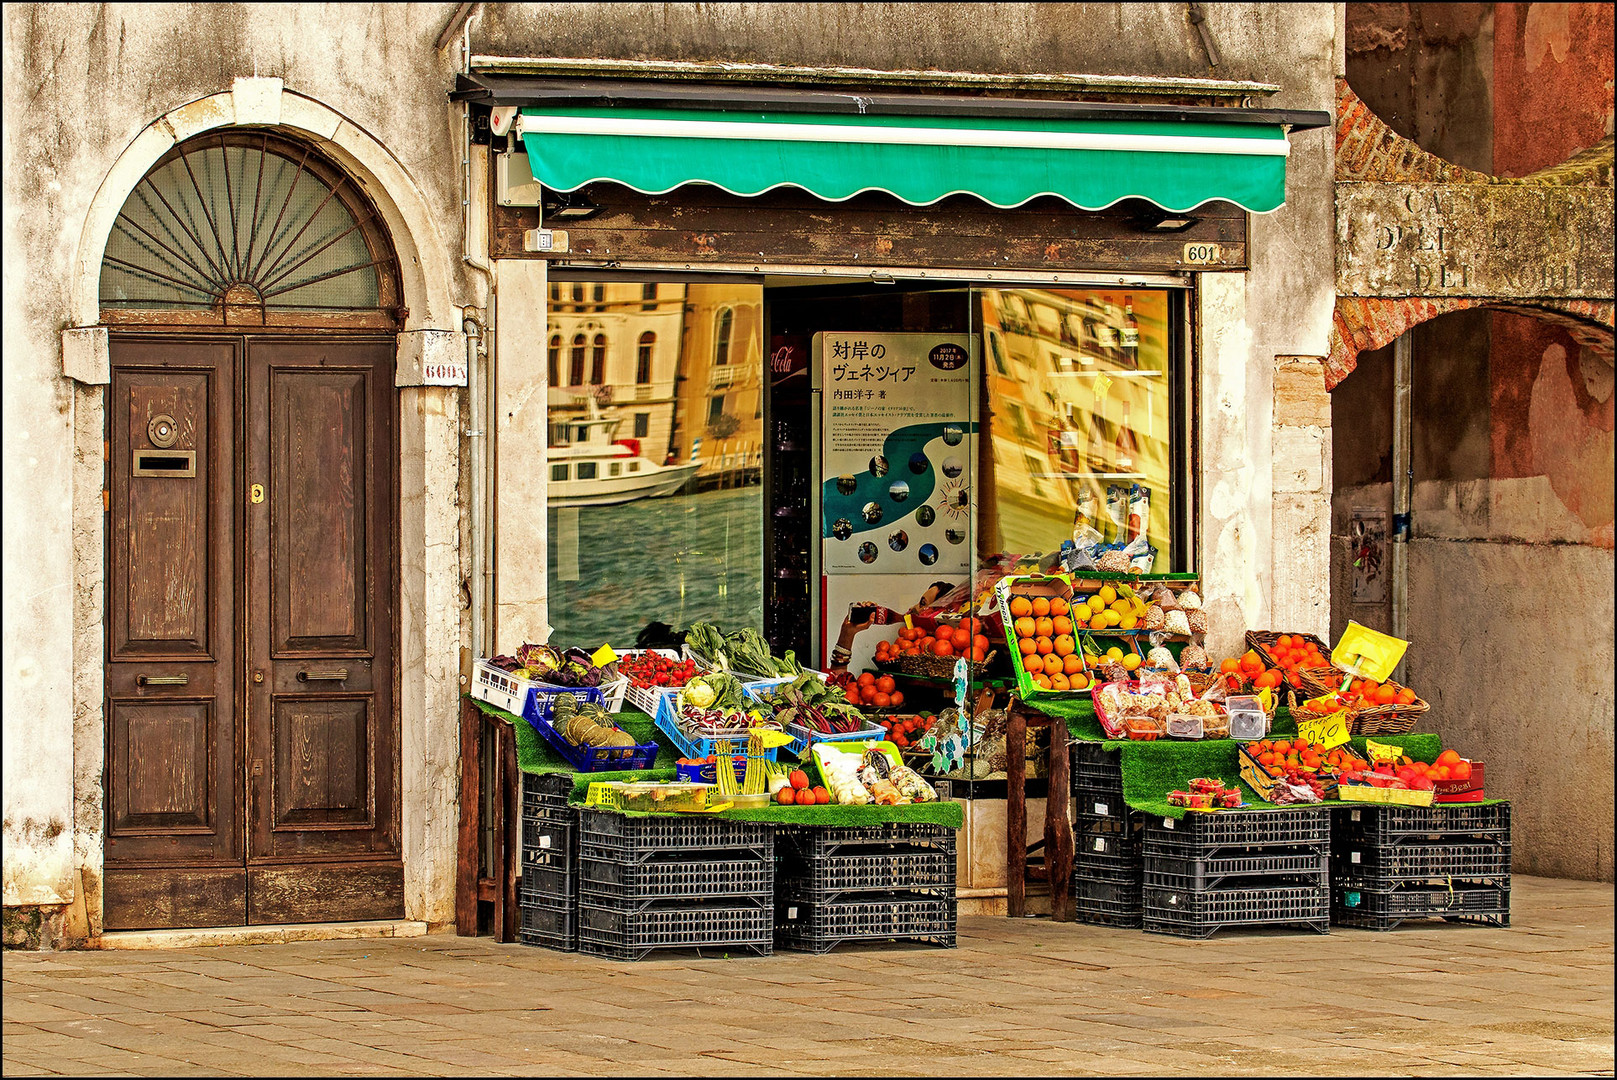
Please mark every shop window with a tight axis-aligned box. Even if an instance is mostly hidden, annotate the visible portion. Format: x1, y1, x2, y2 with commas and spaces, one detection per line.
975, 287, 1183, 572
569, 334, 586, 386
550, 283, 560, 302
591, 334, 607, 385
551, 463, 569, 482
547, 334, 561, 388
989, 331, 1008, 375
715, 308, 734, 366
546, 278, 764, 649
636, 332, 655, 383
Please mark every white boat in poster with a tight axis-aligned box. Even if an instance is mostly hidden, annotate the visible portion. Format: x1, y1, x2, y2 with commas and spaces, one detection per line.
548, 401, 700, 507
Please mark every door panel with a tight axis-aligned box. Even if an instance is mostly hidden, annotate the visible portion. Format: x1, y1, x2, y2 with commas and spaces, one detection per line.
104, 339, 242, 929
272, 369, 370, 652
246, 339, 401, 921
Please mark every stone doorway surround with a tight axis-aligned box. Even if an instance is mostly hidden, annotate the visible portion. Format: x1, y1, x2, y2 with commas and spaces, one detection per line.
46, 79, 466, 945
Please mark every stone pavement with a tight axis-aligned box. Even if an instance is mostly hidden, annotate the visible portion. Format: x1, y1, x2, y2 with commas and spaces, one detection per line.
3, 875, 1612, 1077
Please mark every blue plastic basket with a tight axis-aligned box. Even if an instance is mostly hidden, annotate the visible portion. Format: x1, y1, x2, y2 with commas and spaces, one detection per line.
783, 721, 887, 759
653, 693, 779, 763
525, 686, 659, 773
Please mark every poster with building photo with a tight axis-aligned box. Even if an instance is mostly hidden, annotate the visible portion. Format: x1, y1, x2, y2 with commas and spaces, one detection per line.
816, 332, 976, 575
1351, 507, 1388, 604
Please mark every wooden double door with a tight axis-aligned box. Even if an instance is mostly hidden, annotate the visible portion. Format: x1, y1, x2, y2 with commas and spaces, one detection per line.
103, 335, 404, 929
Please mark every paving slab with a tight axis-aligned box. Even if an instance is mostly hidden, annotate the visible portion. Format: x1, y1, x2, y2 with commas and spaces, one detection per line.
3, 875, 1612, 1076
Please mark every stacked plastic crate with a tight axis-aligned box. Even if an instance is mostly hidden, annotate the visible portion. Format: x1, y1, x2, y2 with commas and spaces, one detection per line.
575, 809, 775, 961
1070, 742, 1146, 928
775, 824, 957, 953
1141, 808, 1331, 938
1332, 803, 1511, 930
519, 772, 579, 950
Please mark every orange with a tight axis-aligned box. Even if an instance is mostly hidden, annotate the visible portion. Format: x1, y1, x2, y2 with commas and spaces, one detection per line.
1009, 596, 1033, 619
1014, 616, 1036, 638
1062, 653, 1084, 675
1070, 673, 1089, 690
951, 626, 973, 651
1450, 760, 1472, 780
1374, 684, 1399, 705
1220, 658, 1240, 674
1436, 749, 1462, 767
1041, 653, 1062, 676
1051, 615, 1073, 636
1396, 687, 1417, 705
1035, 635, 1054, 655
1049, 597, 1070, 617
1034, 616, 1054, 638
1018, 636, 1038, 656
972, 634, 990, 653
932, 639, 954, 657
1033, 673, 1051, 689
1049, 672, 1070, 691
1031, 596, 1051, 618
1054, 634, 1075, 657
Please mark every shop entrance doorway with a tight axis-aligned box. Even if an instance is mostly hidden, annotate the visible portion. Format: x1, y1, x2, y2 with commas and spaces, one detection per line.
103, 335, 402, 929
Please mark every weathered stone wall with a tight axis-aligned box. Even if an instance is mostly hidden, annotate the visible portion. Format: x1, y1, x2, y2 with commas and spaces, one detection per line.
2, 2, 472, 940
1333, 3, 1615, 881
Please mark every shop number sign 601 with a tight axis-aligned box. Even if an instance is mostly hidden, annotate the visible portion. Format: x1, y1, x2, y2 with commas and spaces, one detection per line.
1182, 242, 1225, 265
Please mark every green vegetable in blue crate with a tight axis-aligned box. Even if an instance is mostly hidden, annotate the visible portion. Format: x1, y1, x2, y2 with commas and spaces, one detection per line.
679, 672, 743, 711
550, 693, 636, 748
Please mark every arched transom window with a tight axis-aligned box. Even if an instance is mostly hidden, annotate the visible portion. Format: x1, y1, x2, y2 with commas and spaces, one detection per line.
99, 131, 399, 326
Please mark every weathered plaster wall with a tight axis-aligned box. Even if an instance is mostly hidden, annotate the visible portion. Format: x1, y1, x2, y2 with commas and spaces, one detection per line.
3, 2, 473, 935
492, 258, 551, 649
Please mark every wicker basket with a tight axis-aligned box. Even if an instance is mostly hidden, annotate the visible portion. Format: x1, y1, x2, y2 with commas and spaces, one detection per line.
1296, 664, 1428, 736
1243, 630, 1331, 708
902, 648, 998, 682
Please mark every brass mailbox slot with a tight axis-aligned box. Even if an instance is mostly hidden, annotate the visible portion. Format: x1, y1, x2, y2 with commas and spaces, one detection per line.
132, 450, 196, 477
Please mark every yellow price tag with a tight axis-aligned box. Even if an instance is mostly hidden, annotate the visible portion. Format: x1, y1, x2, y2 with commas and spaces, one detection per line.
1365, 738, 1402, 765
1094, 373, 1113, 398
591, 643, 619, 668
1254, 686, 1274, 714
1295, 708, 1350, 750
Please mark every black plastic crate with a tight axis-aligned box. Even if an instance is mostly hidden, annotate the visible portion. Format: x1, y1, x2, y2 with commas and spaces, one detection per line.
1143, 808, 1332, 854
523, 817, 575, 862
777, 847, 955, 902
1072, 871, 1143, 929
1332, 879, 1511, 930
1069, 742, 1124, 796
1334, 839, 1512, 883
522, 860, 576, 903
518, 892, 576, 951
775, 895, 956, 953
577, 809, 774, 861
779, 823, 956, 859
577, 901, 773, 962
578, 854, 773, 905
1072, 789, 1132, 818
1143, 883, 1330, 940
1334, 802, 1511, 845
1143, 844, 1329, 891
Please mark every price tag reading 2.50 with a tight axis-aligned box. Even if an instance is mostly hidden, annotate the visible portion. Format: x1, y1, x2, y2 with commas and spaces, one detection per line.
1296, 709, 1352, 750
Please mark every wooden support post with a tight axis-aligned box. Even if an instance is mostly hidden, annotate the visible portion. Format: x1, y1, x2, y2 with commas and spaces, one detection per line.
499, 721, 521, 943
1045, 725, 1074, 922
455, 696, 481, 936
1005, 703, 1027, 918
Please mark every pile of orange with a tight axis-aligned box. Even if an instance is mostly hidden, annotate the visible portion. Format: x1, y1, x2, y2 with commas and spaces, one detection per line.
1339, 678, 1419, 708
1247, 737, 1368, 774
1006, 593, 1088, 691
875, 617, 990, 664
1219, 650, 1282, 690
1261, 634, 1330, 690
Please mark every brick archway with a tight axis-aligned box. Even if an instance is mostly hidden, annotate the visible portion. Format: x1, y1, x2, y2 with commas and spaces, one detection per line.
1327, 80, 1614, 389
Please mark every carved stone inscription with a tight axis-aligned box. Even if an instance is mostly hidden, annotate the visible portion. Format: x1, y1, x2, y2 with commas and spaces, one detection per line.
1336, 182, 1614, 300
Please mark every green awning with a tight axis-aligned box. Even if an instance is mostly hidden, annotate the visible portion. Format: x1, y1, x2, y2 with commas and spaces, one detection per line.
516, 106, 1292, 213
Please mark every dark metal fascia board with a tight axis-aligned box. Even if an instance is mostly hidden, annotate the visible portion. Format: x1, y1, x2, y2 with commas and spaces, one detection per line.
450, 74, 1332, 132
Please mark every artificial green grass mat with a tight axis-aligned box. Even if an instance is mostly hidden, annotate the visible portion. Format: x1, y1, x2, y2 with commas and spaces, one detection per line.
471, 696, 962, 827
1028, 696, 1446, 819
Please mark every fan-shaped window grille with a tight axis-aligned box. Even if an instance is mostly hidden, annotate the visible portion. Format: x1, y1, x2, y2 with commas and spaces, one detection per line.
99, 132, 398, 325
